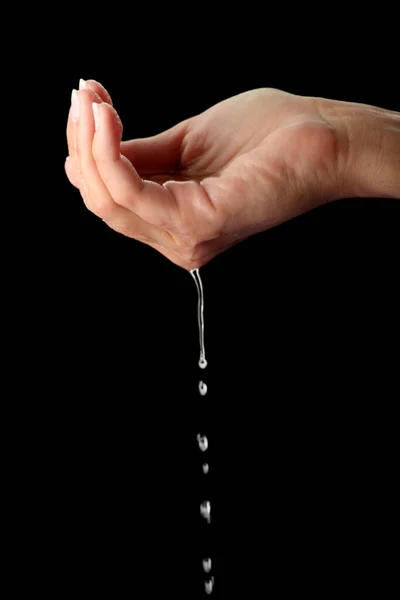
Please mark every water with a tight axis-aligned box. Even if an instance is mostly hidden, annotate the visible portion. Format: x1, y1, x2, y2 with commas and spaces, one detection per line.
199, 381, 208, 396
203, 558, 212, 573
200, 500, 211, 524
191, 268, 215, 593
197, 434, 208, 452
205, 577, 215, 595
199, 356, 207, 369
190, 269, 207, 369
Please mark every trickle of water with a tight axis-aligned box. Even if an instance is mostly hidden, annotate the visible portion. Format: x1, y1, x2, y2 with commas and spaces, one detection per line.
205, 577, 215, 594
200, 500, 211, 523
197, 434, 208, 452
203, 558, 212, 573
199, 381, 207, 396
192, 269, 213, 586
190, 269, 207, 370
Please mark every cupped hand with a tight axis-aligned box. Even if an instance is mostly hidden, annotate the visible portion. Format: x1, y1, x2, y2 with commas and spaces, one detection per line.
66, 80, 348, 270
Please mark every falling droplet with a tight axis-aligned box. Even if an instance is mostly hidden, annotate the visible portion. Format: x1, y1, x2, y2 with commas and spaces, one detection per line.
197, 434, 208, 452
205, 577, 215, 594
200, 500, 211, 523
203, 558, 212, 573
199, 355, 208, 369
199, 381, 207, 396
202, 463, 209, 474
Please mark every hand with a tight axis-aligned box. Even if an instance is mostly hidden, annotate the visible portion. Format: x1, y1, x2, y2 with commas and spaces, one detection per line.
65, 80, 399, 270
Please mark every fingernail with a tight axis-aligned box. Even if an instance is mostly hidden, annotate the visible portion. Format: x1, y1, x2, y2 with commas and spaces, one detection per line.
79, 78, 87, 90
92, 102, 100, 131
71, 89, 79, 122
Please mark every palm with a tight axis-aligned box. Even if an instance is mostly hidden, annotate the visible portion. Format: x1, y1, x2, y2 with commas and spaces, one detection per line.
123, 88, 339, 266
67, 84, 341, 270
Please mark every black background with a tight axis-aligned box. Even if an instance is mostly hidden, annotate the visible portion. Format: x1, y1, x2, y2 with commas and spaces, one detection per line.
10, 10, 399, 598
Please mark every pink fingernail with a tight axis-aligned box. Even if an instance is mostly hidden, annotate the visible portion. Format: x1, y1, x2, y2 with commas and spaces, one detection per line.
92, 102, 100, 131
79, 78, 87, 90
71, 89, 79, 122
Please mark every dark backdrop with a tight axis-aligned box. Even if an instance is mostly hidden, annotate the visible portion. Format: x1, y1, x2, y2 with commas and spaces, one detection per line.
12, 10, 399, 599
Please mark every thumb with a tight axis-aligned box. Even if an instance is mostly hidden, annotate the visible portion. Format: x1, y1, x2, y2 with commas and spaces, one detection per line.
120, 118, 191, 177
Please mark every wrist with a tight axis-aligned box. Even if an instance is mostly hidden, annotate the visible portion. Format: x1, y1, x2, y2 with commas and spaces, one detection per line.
319, 99, 400, 200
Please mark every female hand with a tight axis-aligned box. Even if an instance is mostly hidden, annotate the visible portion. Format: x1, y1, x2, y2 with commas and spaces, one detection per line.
66, 80, 399, 269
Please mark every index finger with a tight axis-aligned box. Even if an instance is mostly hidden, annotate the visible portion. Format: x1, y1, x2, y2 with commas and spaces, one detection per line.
66, 79, 108, 160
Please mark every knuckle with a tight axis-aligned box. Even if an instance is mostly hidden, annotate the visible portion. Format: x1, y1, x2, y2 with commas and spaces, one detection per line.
84, 192, 114, 221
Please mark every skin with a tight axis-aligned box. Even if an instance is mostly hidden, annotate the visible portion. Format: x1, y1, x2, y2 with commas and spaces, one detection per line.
66, 80, 400, 270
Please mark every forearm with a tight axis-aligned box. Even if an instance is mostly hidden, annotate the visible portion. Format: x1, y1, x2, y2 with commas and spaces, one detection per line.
319, 98, 400, 200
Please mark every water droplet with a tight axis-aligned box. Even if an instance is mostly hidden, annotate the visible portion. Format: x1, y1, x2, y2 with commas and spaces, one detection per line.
200, 500, 211, 523
203, 558, 212, 573
205, 577, 215, 594
197, 434, 208, 452
202, 463, 209, 474
199, 381, 207, 396
199, 356, 208, 369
